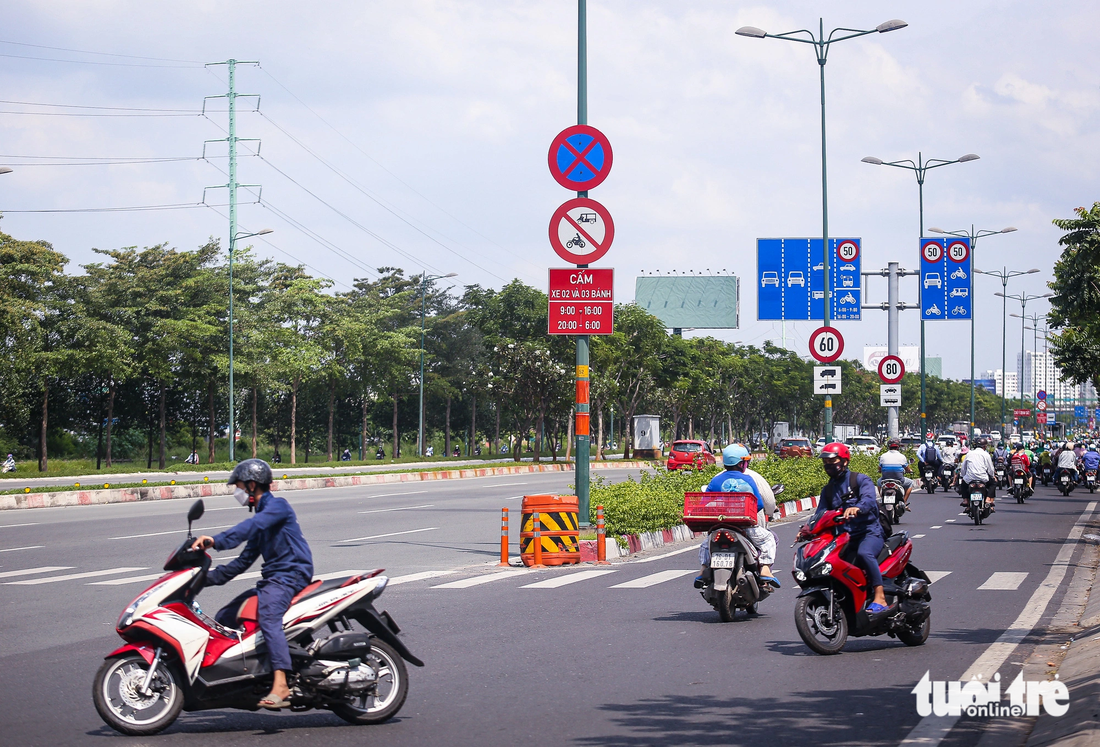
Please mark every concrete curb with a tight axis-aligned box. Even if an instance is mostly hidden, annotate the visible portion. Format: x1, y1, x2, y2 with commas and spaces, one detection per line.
0, 461, 654, 511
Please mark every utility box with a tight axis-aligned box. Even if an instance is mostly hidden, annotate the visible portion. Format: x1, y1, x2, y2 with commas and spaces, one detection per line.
633, 415, 662, 459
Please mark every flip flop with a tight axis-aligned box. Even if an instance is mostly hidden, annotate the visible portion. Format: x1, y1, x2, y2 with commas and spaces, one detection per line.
759, 575, 782, 589
866, 602, 887, 614
259, 693, 292, 710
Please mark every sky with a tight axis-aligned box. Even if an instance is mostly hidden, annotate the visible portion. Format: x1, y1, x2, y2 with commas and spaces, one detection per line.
1, 1, 1095, 382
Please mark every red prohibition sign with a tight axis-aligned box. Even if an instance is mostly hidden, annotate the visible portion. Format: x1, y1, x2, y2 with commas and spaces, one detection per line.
809, 326, 844, 363
922, 241, 943, 263
549, 197, 615, 264
878, 355, 905, 384
836, 240, 859, 263
947, 241, 970, 263
548, 125, 614, 192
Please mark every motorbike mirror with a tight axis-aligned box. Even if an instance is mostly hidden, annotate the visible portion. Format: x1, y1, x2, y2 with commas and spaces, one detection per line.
186, 499, 205, 537
771, 484, 785, 496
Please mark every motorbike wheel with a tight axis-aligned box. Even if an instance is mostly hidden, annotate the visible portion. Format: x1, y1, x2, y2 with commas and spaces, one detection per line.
331, 639, 409, 725
1017, 491, 1025, 504
92, 654, 183, 736
794, 594, 847, 655
972, 509, 982, 526
897, 613, 931, 647
716, 584, 736, 622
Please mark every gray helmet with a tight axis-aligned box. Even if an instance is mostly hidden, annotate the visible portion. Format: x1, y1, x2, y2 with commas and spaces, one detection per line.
227, 458, 273, 487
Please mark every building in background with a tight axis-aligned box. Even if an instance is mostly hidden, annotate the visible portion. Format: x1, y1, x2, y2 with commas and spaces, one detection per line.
981, 369, 1019, 399
1019, 351, 1095, 410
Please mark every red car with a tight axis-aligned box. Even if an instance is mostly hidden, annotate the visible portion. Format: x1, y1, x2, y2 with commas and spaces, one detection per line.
666, 440, 717, 471
778, 437, 814, 458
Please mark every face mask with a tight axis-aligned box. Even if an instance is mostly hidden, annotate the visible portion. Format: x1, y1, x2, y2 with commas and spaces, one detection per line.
234, 487, 251, 506
823, 459, 845, 479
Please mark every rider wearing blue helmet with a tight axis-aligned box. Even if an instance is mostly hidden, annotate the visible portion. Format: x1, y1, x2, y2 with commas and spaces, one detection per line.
696, 444, 780, 587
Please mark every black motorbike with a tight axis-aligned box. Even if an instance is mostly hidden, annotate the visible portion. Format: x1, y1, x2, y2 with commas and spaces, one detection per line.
878, 477, 906, 525
965, 480, 992, 524
938, 462, 955, 491
1010, 466, 1031, 504
1057, 468, 1077, 496
920, 464, 937, 494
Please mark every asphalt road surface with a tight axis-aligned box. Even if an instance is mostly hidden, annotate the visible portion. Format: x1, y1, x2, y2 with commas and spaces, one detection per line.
0, 472, 1095, 746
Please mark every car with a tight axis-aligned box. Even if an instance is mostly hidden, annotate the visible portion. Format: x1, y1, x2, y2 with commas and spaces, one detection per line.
949, 287, 969, 298
815, 437, 827, 452
990, 430, 1002, 442
665, 440, 716, 471
778, 437, 814, 458
787, 271, 805, 287
900, 436, 922, 448
840, 264, 856, 272
845, 435, 880, 455
924, 273, 941, 289
761, 271, 779, 287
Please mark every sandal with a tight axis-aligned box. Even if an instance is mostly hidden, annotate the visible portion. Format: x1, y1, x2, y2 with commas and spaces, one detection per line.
259, 693, 292, 710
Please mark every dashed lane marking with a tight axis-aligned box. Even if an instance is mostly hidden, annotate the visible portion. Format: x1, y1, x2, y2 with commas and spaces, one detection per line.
609, 569, 696, 589
931, 525, 943, 529
89, 572, 166, 586
521, 570, 617, 589
0, 545, 44, 553
634, 545, 699, 563
358, 504, 434, 514
977, 572, 1028, 590
0, 523, 39, 529
0, 565, 73, 579
925, 571, 952, 584
5, 566, 147, 585
110, 524, 234, 540
913, 534, 926, 539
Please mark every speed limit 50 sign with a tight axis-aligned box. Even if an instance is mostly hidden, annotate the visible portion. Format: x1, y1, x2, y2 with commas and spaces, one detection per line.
809, 326, 844, 363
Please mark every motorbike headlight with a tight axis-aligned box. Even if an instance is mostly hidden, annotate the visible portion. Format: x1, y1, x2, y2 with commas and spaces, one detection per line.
119, 588, 156, 629
813, 562, 833, 577
794, 570, 806, 582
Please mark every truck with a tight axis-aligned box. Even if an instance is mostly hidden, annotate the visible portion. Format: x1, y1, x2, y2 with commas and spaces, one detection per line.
833, 424, 859, 443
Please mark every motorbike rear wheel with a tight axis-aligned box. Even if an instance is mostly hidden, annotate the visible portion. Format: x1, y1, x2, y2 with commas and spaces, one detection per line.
794, 594, 847, 655
716, 584, 736, 622
331, 639, 409, 725
93, 654, 183, 736
897, 613, 931, 647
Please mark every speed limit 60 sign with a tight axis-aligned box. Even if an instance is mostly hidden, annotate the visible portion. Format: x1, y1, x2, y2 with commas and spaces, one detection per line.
809, 326, 844, 363
878, 355, 905, 384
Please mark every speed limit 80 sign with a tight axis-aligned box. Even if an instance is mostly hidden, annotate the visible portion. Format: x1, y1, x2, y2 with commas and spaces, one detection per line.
809, 326, 844, 363
878, 354, 905, 384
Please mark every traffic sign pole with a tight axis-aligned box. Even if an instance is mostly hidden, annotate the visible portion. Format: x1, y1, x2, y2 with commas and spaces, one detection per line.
575, 0, 590, 527
887, 261, 899, 440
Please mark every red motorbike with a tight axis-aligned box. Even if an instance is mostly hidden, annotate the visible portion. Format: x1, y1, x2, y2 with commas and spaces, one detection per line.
93, 500, 421, 736
791, 510, 932, 655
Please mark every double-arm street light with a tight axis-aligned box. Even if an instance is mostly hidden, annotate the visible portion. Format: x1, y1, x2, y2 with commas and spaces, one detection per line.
1013, 311, 1048, 432
737, 17, 907, 440
861, 152, 979, 436
997, 291, 1052, 436
976, 267, 1040, 439
418, 272, 457, 458
228, 228, 273, 463
929, 225, 1017, 438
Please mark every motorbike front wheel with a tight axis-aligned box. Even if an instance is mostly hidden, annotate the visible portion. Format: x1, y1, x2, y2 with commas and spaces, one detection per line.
794, 594, 848, 655
93, 654, 183, 736
331, 639, 409, 725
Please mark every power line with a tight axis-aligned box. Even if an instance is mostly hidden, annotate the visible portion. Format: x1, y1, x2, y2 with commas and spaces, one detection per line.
2, 201, 246, 214
0, 99, 200, 112
0, 110, 201, 118
0, 51, 202, 68
0, 39, 204, 64
0, 154, 248, 166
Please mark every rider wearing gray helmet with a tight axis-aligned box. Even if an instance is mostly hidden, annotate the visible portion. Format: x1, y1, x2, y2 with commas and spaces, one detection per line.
191, 459, 313, 710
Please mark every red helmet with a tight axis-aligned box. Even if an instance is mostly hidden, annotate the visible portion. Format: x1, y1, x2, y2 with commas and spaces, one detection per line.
819, 442, 851, 460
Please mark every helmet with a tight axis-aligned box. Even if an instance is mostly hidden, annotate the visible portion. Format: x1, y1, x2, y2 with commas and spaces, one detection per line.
722, 443, 751, 467
227, 458, 273, 487
960, 446, 969, 455
819, 442, 851, 460
888, 439, 901, 450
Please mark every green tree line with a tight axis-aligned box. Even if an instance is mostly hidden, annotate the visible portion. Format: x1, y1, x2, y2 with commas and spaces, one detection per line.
0, 222, 1001, 471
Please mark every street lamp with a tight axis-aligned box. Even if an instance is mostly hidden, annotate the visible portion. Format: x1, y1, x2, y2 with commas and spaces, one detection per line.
737, 17, 907, 441
861, 152, 979, 436
418, 272, 457, 458
228, 227, 273, 463
0, 167, 12, 175
977, 267, 1040, 439
929, 225, 1017, 438
997, 291, 1051, 437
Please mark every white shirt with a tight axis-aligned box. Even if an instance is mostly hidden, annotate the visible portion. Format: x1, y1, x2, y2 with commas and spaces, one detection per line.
1057, 450, 1078, 469
744, 467, 776, 522
960, 448, 995, 482
879, 450, 909, 470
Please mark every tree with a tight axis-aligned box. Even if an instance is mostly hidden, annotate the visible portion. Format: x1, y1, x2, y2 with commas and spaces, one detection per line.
1048, 202, 1100, 389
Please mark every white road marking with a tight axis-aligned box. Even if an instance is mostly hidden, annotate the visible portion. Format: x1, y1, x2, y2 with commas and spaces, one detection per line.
360, 490, 429, 499
433, 570, 533, 589
913, 534, 926, 539
977, 572, 1028, 590
485, 482, 528, 487
110, 524, 234, 540
0, 523, 39, 529
0, 565, 73, 579
504, 495, 522, 500
233, 571, 262, 581
634, 545, 699, 563
358, 504, 434, 514
205, 506, 244, 511
338, 527, 438, 543
610, 569, 696, 589
388, 570, 457, 585
5, 566, 147, 585
0, 545, 44, 553
946, 519, 956, 523
925, 571, 952, 584
931, 525, 943, 529
521, 570, 617, 589
900, 501, 1097, 747
89, 572, 167, 586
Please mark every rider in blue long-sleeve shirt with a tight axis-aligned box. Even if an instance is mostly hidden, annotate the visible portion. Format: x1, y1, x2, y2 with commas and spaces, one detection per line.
192, 459, 313, 710
1083, 445, 1100, 472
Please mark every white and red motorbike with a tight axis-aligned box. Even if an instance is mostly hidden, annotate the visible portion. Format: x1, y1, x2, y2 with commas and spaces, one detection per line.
93, 500, 421, 736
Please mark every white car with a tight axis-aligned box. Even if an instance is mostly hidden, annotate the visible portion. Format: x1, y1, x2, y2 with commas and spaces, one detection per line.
840, 264, 856, 272
813, 263, 824, 271
990, 430, 1002, 442
761, 271, 779, 287
924, 273, 941, 289
787, 271, 805, 287
845, 436, 880, 455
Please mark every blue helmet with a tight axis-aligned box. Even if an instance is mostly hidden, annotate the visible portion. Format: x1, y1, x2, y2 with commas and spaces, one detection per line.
722, 443, 751, 467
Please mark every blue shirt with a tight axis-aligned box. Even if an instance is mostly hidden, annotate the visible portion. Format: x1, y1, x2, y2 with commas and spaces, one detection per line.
1084, 452, 1100, 470
207, 492, 314, 586
814, 469, 882, 538
705, 468, 764, 511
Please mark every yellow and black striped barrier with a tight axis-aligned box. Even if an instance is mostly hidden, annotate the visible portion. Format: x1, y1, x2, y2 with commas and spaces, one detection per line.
520, 495, 580, 567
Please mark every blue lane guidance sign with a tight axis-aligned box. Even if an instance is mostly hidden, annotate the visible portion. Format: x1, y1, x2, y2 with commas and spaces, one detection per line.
548, 125, 613, 192
757, 238, 861, 321
920, 237, 972, 321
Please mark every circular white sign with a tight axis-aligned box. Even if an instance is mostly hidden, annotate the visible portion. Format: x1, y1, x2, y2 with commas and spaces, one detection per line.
922, 241, 943, 263
809, 326, 844, 363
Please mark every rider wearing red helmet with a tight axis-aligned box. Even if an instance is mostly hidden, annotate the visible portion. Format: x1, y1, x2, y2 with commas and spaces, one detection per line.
806, 442, 889, 613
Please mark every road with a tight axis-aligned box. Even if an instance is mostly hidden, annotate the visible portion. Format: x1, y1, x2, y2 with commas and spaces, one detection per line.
0, 472, 1095, 746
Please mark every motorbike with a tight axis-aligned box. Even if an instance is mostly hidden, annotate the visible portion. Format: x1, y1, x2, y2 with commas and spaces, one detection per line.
686, 486, 784, 622
791, 510, 931, 655
1010, 466, 1031, 504
920, 464, 937, 494
1041, 464, 1053, 486
994, 462, 1007, 489
1057, 468, 1077, 496
877, 477, 906, 525
965, 480, 993, 524
939, 462, 955, 491
1086, 470, 1097, 494
93, 500, 421, 736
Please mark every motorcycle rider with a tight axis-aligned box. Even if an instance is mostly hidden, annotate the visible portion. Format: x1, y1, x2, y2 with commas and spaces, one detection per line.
993, 440, 1008, 467
878, 438, 914, 510
1011, 443, 1035, 491
1055, 441, 1078, 484
958, 436, 997, 509
190, 458, 314, 710
1, 453, 14, 473
804, 443, 888, 613
916, 439, 942, 486
1082, 443, 1100, 475
695, 444, 780, 589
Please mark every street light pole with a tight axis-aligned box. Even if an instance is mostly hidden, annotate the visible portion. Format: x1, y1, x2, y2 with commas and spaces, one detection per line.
977, 268, 1039, 439
860, 152, 977, 437
418, 272, 457, 458
929, 225, 1017, 439
738, 17, 906, 441
1016, 313, 1047, 434
997, 291, 1052, 436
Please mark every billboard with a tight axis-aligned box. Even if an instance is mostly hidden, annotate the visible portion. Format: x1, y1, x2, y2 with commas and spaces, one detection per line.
963, 378, 999, 394
634, 275, 739, 329
863, 346, 921, 374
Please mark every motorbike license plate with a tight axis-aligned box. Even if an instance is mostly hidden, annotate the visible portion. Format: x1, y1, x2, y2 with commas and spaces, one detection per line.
1089, 475, 1095, 482
1062, 476, 1070, 482
924, 472, 933, 479
1014, 478, 1024, 484
710, 553, 737, 569
884, 495, 896, 504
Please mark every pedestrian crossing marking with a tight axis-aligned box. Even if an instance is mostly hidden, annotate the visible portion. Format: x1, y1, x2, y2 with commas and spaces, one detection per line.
925, 571, 952, 584
520, 570, 617, 589
433, 570, 533, 589
609, 569, 696, 588
0, 565, 73, 579
978, 572, 1028, 590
